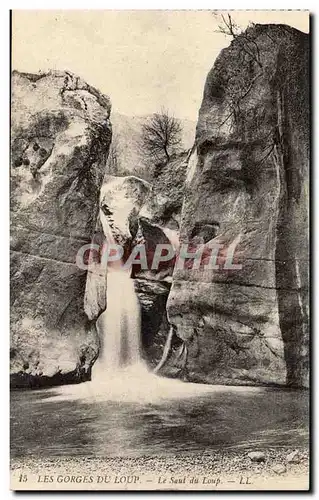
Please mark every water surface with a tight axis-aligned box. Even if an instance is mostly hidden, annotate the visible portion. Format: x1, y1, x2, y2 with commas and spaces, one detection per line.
11, 379, 308, 459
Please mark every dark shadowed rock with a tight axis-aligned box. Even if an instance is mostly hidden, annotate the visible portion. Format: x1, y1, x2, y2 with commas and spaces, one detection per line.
10, 70, 112, 387
134, 278, 172, 367
166, 25, 309, 387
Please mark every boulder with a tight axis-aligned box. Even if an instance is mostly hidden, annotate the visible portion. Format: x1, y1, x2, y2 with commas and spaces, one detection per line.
248, 451, 266, 463
272, 464, 287, 475
10, 70, 112, 387
166, 25, 309, 387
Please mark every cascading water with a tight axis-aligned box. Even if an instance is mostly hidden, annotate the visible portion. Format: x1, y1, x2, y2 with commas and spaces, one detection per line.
92, 214, 146, 379
94, 268, 143, 375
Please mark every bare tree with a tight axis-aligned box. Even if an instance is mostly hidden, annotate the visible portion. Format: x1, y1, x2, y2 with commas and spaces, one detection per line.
216, 13, 262, 68
212, 13, 264, 129
140, 109, 182, 164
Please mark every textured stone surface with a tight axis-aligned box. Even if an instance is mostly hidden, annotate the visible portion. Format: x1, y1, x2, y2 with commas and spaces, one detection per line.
146, 152, 188, 230
166, 25, 309, 387
10, 70, 112, 387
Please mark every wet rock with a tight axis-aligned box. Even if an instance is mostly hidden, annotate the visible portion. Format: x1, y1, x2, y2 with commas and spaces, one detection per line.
10, 70, 112, 388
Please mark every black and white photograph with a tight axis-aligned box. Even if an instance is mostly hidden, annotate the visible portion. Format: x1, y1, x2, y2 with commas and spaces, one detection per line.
9, 9, 310, 491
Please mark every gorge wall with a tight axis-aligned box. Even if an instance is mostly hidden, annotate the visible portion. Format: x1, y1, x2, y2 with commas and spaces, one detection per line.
10, 70, 112, 387
166, 24, 309, 387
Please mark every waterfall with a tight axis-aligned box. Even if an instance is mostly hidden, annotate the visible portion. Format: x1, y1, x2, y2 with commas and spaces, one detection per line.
54, 223, 217, 402
92, 216, 145, 377
95, 269, 143, 374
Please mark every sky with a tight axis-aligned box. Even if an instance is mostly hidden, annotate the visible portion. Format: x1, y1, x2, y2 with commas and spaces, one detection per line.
12, 10, 309, 121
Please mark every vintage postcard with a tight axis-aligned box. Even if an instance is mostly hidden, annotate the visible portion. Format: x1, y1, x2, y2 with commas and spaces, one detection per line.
10, 10, 310, 491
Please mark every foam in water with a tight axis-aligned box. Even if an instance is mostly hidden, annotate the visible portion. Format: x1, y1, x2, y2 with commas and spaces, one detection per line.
45, 372, 261, 404
46, 258, 261, 404
45, 225, 262, 404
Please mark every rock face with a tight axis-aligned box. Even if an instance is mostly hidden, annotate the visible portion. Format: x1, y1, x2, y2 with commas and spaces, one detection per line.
166, 25, 309, 387
10, 70, 112, 387
147, 152, 188, 230
134, 278, 172, 367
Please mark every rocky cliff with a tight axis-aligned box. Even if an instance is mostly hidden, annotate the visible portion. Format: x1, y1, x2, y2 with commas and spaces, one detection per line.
166, 24, 309, 387
10, 70, 112, 387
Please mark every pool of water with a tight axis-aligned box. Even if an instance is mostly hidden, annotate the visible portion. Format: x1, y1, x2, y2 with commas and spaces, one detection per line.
11, 376, 309, 460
